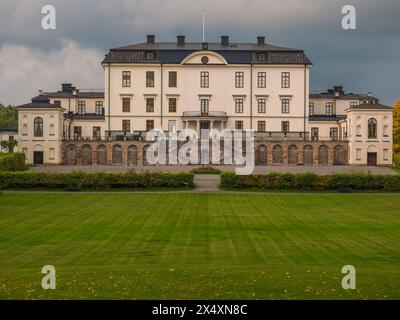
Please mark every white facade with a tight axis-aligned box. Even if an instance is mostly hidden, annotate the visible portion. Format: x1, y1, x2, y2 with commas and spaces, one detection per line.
0, 129, 17, 152
16, 35, 393, 166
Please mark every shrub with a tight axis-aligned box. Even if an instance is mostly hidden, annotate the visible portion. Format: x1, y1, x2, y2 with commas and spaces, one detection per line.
220, 172, 400, 192
394, 153, 400, 168
0, 152, 26, 172
0, 171, 194, 190
191, 166, 222, 174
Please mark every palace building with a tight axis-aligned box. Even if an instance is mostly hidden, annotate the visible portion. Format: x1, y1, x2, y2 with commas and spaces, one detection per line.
16, 35, 393, 166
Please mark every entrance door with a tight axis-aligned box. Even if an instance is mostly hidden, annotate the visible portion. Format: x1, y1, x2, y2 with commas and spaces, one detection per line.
367, 152, 377, 166
33, 151, 44, 165
200, 122, 210, 130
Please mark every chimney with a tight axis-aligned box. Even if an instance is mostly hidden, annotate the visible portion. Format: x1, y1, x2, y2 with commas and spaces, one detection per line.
177, 35, 185, 46
202, 42, 208, 50
62, 83, 73, 93
257, 36, 265, 45
221, 35, 229, 46
147, 34, 155, 44
334, 86, 343, 96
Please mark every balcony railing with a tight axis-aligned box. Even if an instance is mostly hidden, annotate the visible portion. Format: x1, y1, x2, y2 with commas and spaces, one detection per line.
182, 111, 227, 118
63, 131, 348, 142
254, 131, 309, 141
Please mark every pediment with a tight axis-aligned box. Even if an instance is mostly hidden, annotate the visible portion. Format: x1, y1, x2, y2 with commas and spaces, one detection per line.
181, 51, 228, 65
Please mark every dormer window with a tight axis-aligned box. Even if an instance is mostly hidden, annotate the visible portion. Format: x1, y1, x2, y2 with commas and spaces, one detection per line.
256, 52, 267, 62
145, 51, 156, 61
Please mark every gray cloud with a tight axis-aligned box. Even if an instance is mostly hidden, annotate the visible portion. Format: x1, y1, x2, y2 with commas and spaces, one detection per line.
0, 0, 399, 105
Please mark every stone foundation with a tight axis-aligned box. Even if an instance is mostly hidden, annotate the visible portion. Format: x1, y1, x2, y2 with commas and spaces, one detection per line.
61, 140, 349, 166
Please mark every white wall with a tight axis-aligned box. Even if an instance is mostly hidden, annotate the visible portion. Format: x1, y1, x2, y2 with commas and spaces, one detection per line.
17, 108, 64, 164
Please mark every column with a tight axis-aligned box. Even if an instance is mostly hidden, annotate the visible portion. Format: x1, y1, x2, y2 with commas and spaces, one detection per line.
196, 120, 200, 137
210, 120, 214, 130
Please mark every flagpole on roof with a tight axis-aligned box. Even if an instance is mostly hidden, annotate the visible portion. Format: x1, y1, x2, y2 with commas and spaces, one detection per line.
202, 12, 205, 43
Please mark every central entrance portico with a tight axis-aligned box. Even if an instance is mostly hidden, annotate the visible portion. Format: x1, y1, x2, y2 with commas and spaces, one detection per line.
182, 111, 228, 136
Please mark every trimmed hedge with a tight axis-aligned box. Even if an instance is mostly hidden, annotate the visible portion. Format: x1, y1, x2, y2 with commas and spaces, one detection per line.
0, 152, 26, 172
0, 171, 194, 190
220, 172, 400, 192
191, 166, 222, 174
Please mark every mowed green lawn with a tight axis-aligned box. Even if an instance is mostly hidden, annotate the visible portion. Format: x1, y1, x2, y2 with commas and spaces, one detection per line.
0, 192, 400, 300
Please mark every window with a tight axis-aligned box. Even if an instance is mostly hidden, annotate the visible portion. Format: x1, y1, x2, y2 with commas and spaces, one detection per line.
122, 120, 130, 133
368, 118, 377, 139
311, 127, 319, 141
309, 102, 314, 116
200, 99, 209, 114
49, 148, 55, 160
169, 71, 177, 87
257, 121, 266, 132
235, 72, 244, 88
122, 71, 131, 87
256, 52, 267, 62
122, 98, 130, 112
146, 97, 154, 112
74, 126, 82, 140
95, 101, 103, 115
330, 127, 338, 140
53, 100, 61, 107
146, 120, 154, 131
281, 121, 289, 133
325, 102, 334, 116
33, 117, 43, 137
93, 126, 101, 139
257, 72, 266, 88
145, 51, 156, 61
146, 71, 155, 87
258, 98, 266, 113
78, 101, 86, 114
350, 101, 358, 107
356, 148, 362, 160
235, 98, 244, 113
281, 72, 290, 88
235, 121, 243, 130
281, 99, 290, 113
200, 71, 209, 88
168, 98, 177, 112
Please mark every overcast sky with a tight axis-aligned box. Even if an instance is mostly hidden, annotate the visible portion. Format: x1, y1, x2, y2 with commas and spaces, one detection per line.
0, 0, 399, 106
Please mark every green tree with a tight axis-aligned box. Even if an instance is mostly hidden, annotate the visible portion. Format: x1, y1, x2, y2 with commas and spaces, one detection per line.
393, 101, 400, 152
0, 103, 17, 128
0, 140, 18, 153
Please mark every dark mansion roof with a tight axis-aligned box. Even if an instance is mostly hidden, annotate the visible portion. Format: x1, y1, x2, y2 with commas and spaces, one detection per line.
43, 83, 104, 99
16, 95, 62, 109
0, 126, 18, 133
103, 36, 312, 65
64, 113, 105, 120
45, 91, 105, 99
348, 103, 393, 111
310, 86, 380, 101
309, 115, 347, 122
